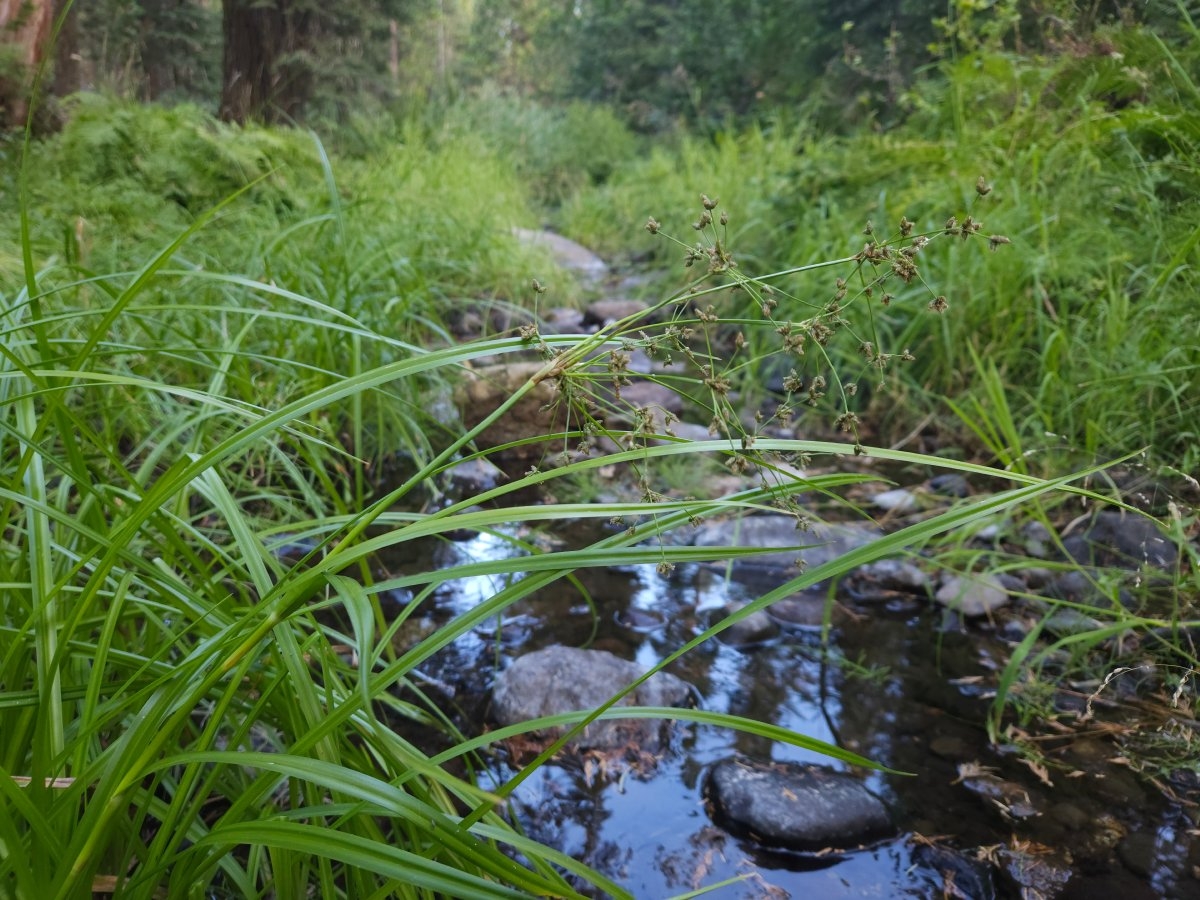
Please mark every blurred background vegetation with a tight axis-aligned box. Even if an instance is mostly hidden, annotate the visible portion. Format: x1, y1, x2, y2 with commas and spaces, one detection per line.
2, 0, 1198, 475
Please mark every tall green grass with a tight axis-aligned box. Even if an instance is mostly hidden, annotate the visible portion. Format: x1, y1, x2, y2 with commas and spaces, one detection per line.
560, 15, 1200, 473
0, 103, 1103, 895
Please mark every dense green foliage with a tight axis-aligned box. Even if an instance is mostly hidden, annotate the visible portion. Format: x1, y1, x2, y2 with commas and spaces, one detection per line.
560, 13, 1200, 471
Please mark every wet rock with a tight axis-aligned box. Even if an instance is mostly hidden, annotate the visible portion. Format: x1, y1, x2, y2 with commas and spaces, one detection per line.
928, 735, 971, 760
614, 607, 666, 633
1047, 802, 1088, 832
705, 758, 893, 852
1117, 831, 1157, 879
845, 558, 931, 600
1067, 509, 1179, 570
712, 603, 779, 646
1087, 764, 1150, 808
472, 614, 539, 647
954, 763, 1040, 820
910, 843, 997, 900
443, 457, 505, 497
935, 573, 1010, 617
690, 516, 882, 587
583, 298, 647, 326
1072, 812, 1126, 862
996, 843, 1073, 898
491, 645, 693, 753
767, 592, 845, 629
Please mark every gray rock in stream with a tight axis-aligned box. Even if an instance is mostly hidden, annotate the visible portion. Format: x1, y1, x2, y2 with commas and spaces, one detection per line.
711, 602, 779, 646
935, 573, 1010, 617
491, 645, 693, 752
690, 515, 882, 587
705, 758, 894, 852
443, 457, 505, 496
1065, 509, 1179, 570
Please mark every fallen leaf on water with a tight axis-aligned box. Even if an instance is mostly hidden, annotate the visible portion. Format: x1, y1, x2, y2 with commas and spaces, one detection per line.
1017, 756, 1055, 787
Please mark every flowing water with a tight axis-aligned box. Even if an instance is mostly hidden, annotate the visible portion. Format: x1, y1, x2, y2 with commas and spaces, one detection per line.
374, 520, 1200, 899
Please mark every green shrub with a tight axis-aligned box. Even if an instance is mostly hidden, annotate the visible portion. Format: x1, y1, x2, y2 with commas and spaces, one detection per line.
440, 87, 641, 206
561, 18, 1200, 471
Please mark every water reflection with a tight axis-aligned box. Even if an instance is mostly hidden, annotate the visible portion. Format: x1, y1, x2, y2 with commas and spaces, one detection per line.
373, 522, 1195, 897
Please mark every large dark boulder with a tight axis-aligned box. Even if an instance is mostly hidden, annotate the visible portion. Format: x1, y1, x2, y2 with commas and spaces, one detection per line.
1064, 509, 1179, 570
705, 757, 894, 852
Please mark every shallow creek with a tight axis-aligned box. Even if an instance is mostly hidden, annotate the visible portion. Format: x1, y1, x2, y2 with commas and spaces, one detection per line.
373, 518, 1200, 900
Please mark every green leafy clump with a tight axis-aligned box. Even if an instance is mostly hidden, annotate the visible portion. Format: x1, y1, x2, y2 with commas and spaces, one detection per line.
561, 16, 1200, 472
437, 89, 641, 206
50, 96, 316, 225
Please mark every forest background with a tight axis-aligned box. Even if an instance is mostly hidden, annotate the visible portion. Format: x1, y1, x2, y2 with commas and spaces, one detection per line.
4, 0, 1198, 472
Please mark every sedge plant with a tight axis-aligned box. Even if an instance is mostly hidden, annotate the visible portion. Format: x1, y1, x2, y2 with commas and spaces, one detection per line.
1, 118, 1141, 899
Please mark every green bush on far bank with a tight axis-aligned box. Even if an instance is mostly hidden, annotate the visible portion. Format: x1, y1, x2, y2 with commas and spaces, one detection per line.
559, 16, 1200, 474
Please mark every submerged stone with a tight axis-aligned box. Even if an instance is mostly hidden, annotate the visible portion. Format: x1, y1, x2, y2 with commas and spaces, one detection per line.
705, 758, 893, 852
997, 843, 1073, 898
766, 591, 846, 629
910, 843, 997, 900
490, 645, 693, 753
712, 602, 779, 647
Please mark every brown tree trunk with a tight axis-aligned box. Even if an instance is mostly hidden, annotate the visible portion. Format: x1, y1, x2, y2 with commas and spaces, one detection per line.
0, 0, 55, 127
219, 0, 314, 124
52, 0, 79, 98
